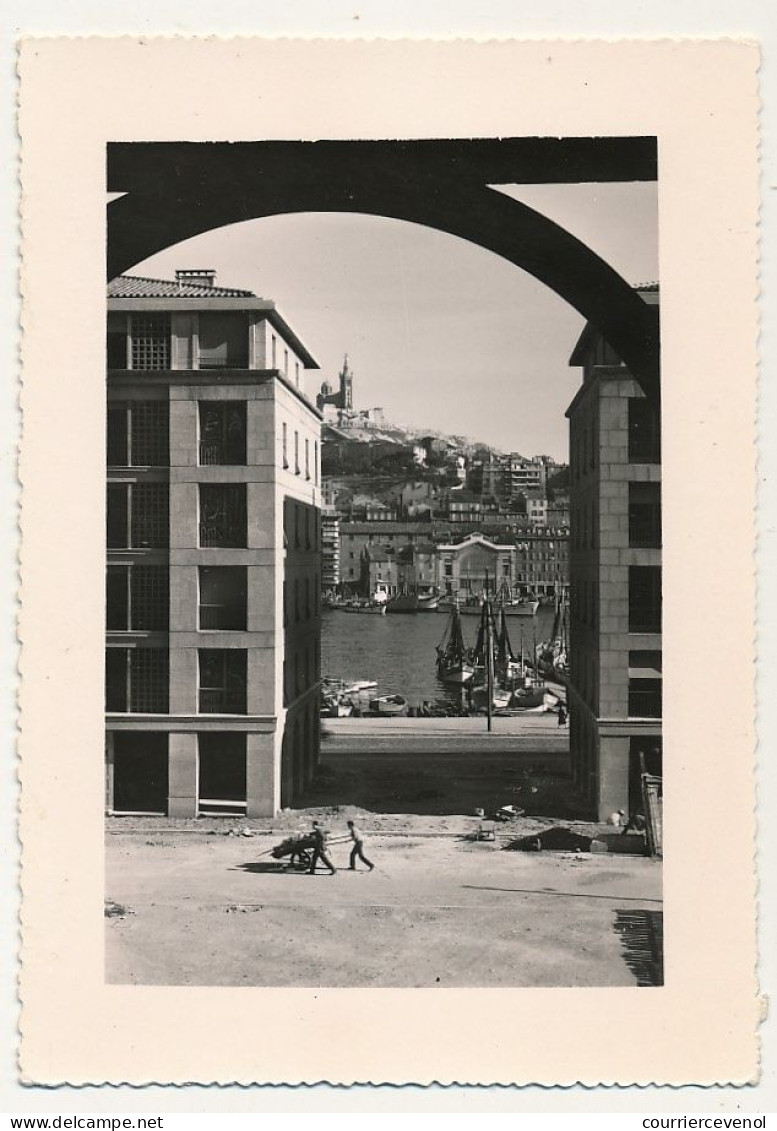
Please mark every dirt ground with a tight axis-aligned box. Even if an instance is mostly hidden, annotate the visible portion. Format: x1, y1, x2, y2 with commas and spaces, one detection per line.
106, 830, 662, 988
106, 724, 662, 988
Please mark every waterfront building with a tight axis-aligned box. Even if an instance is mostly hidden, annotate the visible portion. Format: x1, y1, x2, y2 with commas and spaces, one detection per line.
338, 519, 436, 587
360, 546, 399, 600
513, 527, 570, 597
434, 533, 515, 597
565, 285, 662, 820
106, 269, 321, 817
321, 508, 341, 592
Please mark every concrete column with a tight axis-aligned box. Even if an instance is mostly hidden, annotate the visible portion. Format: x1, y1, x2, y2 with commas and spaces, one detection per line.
169, 482, 199, 551
105, 732, 115, 812
169, 647, 198, 715
246, 730, 277, 817
169, 565, 199, 633
247, 646, 275, 716
169, 398, 198, 467
597, 735, 630, 820
168, 731, 198, 817
247, 481, 275, 550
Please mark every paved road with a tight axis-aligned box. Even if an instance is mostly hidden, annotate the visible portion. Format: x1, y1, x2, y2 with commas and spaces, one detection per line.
323, 713, 570, 756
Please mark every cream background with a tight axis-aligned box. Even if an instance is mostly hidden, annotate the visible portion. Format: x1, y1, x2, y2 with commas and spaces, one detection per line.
17, 37, 759, 1086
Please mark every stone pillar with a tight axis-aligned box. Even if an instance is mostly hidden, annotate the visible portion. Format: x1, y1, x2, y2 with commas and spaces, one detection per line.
597, 735, 630, 820
169, 646, 198, 715
105, 732, 115, 813
168, 731, 198, 817
246, 730, 277, 817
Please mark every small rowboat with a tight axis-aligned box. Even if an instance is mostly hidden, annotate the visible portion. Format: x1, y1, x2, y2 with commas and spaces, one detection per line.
368, 694, 409, 717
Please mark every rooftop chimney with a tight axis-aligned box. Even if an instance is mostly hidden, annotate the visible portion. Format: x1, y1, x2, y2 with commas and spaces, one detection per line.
176, 268, 216, 289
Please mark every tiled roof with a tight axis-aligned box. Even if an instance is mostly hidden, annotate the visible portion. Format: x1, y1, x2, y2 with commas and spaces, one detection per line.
108, 274, 256, 299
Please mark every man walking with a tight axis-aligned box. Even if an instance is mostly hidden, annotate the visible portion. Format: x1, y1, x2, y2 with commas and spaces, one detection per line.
347, 820, 374, 871
308, 821, 336, 875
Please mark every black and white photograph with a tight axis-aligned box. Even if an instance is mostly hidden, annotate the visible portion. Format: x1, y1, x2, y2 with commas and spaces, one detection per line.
16, 35, 761, 1089
104, 137, 663, 989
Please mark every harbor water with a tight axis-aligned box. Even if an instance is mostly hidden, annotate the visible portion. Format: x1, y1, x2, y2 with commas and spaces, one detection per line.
321, 605, 558, 709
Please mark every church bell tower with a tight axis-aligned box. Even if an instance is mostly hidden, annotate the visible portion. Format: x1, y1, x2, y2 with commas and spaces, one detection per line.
339, 354, 353, 411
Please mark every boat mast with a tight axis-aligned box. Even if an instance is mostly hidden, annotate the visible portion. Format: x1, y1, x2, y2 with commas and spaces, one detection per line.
485, 596, 494, 733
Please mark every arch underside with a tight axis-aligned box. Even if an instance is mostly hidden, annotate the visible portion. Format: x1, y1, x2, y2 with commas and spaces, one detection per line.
107, 139, 659, 403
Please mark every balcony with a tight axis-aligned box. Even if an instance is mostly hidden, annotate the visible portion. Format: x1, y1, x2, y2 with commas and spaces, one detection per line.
197, 354, 249, 370
199, 602, 245, 631
628, 605, 661, 634
199, 688, 247, 714
199, 521, 245, 549
628, 682, 662, 718
199, 440, 246, 466
628, 514, 662, 548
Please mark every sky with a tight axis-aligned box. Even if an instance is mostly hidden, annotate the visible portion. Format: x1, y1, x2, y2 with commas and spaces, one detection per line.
133, 181, 658, 462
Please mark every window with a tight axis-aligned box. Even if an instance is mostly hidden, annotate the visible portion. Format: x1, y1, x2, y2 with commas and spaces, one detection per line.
314, 441, 318, 485
131, 314, 171, 370
107, 402, 170, 467
629, 482, 662, 548
106, 313, 127, 369
294, 430, 300, 475
106, 565, 169, 631
284, 348, 289, 377
105, 647, 169, 713
199, 484, 247, 548
628, 679, 662, 718
198, 566, 247, 630
628, 398, 661, 463
305, 438, 310, 480
271, 334, 277, 368
198, 313, 248, 369
282, 422, 288, 468
198, 402, 246, 465
295, 361, 300, 387
107, 483, 169, 549
198, 650, 247, 714
629, 565, 662, 633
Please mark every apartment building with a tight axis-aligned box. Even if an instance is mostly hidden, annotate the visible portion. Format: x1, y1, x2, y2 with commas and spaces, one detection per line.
105, 269, 321, 818
565, 285, 662, 820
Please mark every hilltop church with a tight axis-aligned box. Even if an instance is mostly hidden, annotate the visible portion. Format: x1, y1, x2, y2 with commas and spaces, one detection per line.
317, 354, 354, 412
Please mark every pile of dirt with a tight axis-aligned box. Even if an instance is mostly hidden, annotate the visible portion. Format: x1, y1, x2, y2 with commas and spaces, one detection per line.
503, 826, 594, 853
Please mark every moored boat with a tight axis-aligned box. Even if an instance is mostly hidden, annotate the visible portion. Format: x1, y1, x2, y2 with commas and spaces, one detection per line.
340, 600, 386, 614
368, 694, 409, 716
385, 593, 419, 613
416, 593, 440, 611
435, 599, 475, 685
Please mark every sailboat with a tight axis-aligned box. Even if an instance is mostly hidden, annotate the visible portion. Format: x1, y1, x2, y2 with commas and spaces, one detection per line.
435, 599, 475, 685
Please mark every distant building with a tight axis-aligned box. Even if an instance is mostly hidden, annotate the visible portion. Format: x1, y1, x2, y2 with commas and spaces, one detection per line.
360, 546, 399, 600
321, 509, 341, 592
524, 491, 548, 526
106, 269, 321, 818
317, 353, 353, 412
565, 285, 662, 820
547, 496, 571, 528
434, 533, 515, 597
513, 527, 570, 597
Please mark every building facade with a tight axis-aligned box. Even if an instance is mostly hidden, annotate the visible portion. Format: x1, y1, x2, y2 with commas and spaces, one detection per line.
513, 527, 570, 597
565, 286, 662, 820
435, 533, 515, 596
106, 269, 322, 818
320, 508, 341, 593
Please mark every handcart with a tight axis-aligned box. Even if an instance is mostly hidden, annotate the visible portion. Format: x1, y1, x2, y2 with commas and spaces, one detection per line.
270, 833, 317, 869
